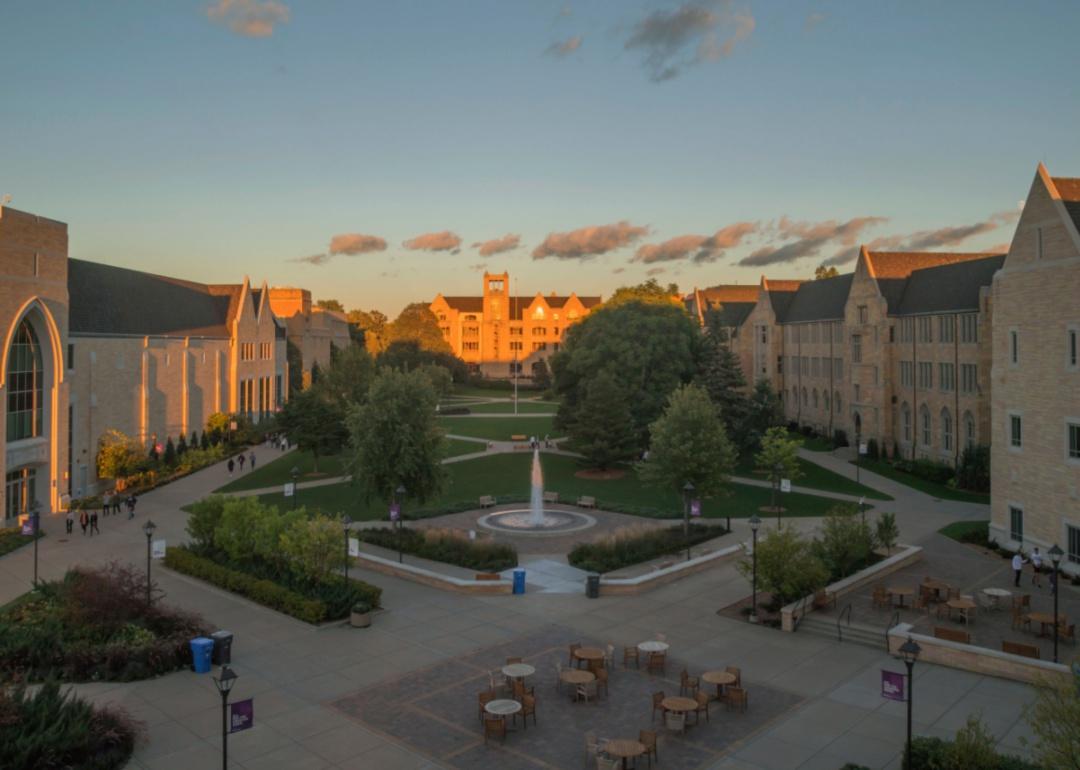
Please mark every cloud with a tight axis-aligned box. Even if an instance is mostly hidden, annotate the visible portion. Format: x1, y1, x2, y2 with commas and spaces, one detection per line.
291, 253, 330, 266
329, 232, 388, 256
472, 234, 522, 257
635, 234, 708, 263
804, 12, 826, 31
468, 263, 488, 272
545, 35, 583, 56
533, 221, 648, 260
646, 267, 667, 276
738, 216, 887, 267
207, 0, 289, 38
624, 1, 755, 82
694, 221, 758, 262
402, 231, 463, 252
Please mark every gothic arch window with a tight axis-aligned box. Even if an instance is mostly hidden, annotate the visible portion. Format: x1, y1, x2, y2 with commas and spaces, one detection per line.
963, 411, 976, 449
920, 404, 931, 446
802, 387, 808, 406
824, 391, 831, 411
941, 408, 953, 452
812, 389, 819, 408
6, 318, 44, 442
901, 402, 912, 443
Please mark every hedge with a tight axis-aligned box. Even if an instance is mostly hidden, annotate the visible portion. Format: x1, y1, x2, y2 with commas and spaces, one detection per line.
358, 528, 517, 572
568, 523, 728, 573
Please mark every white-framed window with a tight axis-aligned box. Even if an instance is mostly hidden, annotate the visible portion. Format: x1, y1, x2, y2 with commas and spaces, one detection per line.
920, 405, 931, 446
963, 411, 975, 449
939, 316, 955, 343
960, 364, 978, 394
960, 313, 978, 343
1010, 505, 1023, 543
899, 361, 913, 387
1067, 326, 1079, 372
918, 316, 933, 343
1067, 420, 1080, 462
941, 408, 953, 452
1009, 412, 1023, 450
902, 403, 912, 442
1069, 523, 1080, 566
939, 363, 955, 392
918, 362, 933, 389
1009, 327, 1019, 367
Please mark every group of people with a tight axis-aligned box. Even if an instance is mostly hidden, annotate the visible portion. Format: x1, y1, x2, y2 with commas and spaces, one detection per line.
529, 435, 552, 450
64, 491, 139, 536
1011, 547, 1058, 593
266, 433, 290, 452
226, 451, 257, 477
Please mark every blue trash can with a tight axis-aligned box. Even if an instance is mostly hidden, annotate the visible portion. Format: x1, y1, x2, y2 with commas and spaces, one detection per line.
190, 637, 214, 673
512, 569, 526, 595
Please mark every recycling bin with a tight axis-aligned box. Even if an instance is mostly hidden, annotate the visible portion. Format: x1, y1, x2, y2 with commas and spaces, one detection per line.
512, 569, 526, 595
190, 637, 214, 674
586, 574, 600, 599
210, 630, 233, 665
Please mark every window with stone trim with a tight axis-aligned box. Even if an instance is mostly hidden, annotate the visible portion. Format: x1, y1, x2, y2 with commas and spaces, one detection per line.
960, 314, 978, 343
939, 363, 955, 392
941, 408, 953, 452
920, 405, 931, 446
6, 319, 43, 443
963, 411, 975, 449
939, 316, 955, 343
960, 364, 977, 394
1010, 506, 1023, 543
900, 318, 914, 343
1069, 524, 1080, 565
917, 316, 933, 343
857, 305, 868, 324
901, 403, 912, 442
1009, 328, 1019, 366
1068, 327, 1078, 371
918, 362, 933, 390
1009, 413, 1022, 449
1068, 422, 1080, 461
899, 361, 913, 388
852, 334, 862, 363
834, 392, 841, 414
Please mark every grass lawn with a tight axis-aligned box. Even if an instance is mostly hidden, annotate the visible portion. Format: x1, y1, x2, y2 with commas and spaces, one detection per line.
451, 384, 545, 399
787, 430, 835, 452
458, 400, 559, 414
215, 449, 348, 493
438, 415, 559, 441
444, 438, 487, 458
938, 520, 990, 544
257, 451, 866, 521
734, 455, 893, 501
854, 459, 990, 504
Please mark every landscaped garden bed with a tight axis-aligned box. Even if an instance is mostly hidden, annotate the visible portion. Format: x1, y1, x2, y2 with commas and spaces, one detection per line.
0, 680, 141, 770
0, 525, 39, 557
853, 457, 989, 503
357, 527, 517, 572
568, 522, 728, 573
0, 562, 206, 683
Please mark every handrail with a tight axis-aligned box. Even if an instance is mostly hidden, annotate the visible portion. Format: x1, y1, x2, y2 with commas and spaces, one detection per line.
885, 610, 900, 651
836, 603, 853, 642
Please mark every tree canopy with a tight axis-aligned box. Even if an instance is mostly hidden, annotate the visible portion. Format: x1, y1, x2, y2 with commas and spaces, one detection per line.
377, 339, 468, 382
696, 312, 748, 439
814, 265, 840, 280
605, 278, 683, 308
386, 303, 452, 354
755, 426, 803, 487
348, 308, 388, 355
277, 387, 349, 472
742, 380, 783, 451
569, 369, 638, 470
316, 298, 345, 312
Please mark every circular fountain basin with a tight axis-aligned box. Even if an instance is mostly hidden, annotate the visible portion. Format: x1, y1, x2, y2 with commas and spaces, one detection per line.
477, 508, 597, 537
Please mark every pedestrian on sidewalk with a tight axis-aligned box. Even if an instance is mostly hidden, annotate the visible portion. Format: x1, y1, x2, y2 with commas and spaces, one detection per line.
249, 451, 256, 470
102, 491, 111, 517
237, 453, 246, 472
65, 509, 74, 535
227, 458, 235, 476
112, 492, 122, 515
127, 494, 137, 520
89, 511, 100, 536
1030, 547, 1043, 587
79, 509, 89, 535
1012, 551, 1027, 587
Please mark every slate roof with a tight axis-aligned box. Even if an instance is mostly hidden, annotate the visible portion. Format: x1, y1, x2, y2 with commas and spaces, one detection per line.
705, 302, 756, 328
441, 294, 602, 320
441, 296, 484, 313
892, 255, 1006, 316
865, 251, 1003, 311
68, 258, 239, 337
781, 274, 853, 323
1052, 176, 1080, 232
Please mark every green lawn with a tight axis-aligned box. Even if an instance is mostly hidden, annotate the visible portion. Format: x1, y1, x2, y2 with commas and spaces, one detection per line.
734, 455, 893, 501
938, 520, 990, 544
854, 459, 990, 504
451, 384, 545, 399
215, 449, 348, 493
255, 451, 867, 521
444, 438, 488, 458
455, 400, 558, 414
787, 430, 835, 452
438, 415, 559, 441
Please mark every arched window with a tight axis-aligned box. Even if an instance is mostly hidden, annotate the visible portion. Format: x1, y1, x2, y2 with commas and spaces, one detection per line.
963, 411, 976, 449
533, 306, 546, 319
901, 403, 912, 443
812, 389, 819, 408
941, 408, 953, 452
824, 391, 831, 411
802, 388, 808, 406
792, 387, 798, 404
834, 392, 841, 414
920, 405, 931, 446
6, 319, 44, 442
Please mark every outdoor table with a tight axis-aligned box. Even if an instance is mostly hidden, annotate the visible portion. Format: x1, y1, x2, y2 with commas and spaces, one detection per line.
1028, 612, 1068, 638
922, 578, 950, 598
661, 696, 698, 713
573, 646, 605, 670
501, 663, 535, 680
560, 669, 596, 685
701, 670, 737, 700
982, 587, 1011, 611
638, 640, 670, 653
946, 598, 977, 624
485, 698, 522, 727
887, 586, 914, 608
604, 739, 646, 770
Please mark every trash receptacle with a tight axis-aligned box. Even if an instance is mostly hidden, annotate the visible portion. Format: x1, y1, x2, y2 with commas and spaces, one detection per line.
190, 637, 214, 674
586, 574, 600, 599
512, 569, 526, 595
210, 630, 233, 665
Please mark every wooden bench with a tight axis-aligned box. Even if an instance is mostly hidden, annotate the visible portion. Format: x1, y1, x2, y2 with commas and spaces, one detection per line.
1002, 640, 1040, 659
474, 573, 501, 581
510, 434, 527, 441
543, 491, 559, 504
479, 495, 496, 509
577, 495, 596, 509
933, 627, 971, 644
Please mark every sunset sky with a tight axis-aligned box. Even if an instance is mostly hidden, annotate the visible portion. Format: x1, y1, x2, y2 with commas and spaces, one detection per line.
3, 1, 1079, 316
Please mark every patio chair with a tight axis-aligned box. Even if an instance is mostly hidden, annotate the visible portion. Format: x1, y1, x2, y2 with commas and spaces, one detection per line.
506, 656, 522, 665
595, 668, 609, 698
478, 690, 496, 723
569, 643, 582, 668
651, 691, 666, 722
583, 731, 601, 769
512, 679, 534, 701
1011, 606, 1031, 632
872, 585, 889, 608
623, 645, 640, 668
725, 666, 742, 688
725, 686, 749, 713
604, 644, 615, 670
1059, 624, 1077, 646
690, 691, 710, 724
520, 694, 537, 730
639, 729, 658, 767
912, 592, 931, 615
679, 669, 699, 697
664, 710, 686, 734
575, 679, 597, 704
646, 651, 666, 675
483, 713, 506, 743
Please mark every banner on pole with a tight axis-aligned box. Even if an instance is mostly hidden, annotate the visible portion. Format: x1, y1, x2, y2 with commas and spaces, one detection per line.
229, 698, 254, 733
859, 442, 868, 456
389, 503, 400, 522
348, 537, 360, 558
780, 479, 791, 493
284, 482, 295, 498
881, 670, 905, 701
690, 499, 701, 517
152, 539, 166, 559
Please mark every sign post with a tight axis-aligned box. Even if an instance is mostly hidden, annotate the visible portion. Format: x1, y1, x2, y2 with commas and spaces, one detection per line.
229, 698, 254, 734
283, 482, 295, 498
348, 537, 360, 558
690, 499, 701, 518
881, 670, 905, 702
152, 539, 166, 559
780, 478, 791, 493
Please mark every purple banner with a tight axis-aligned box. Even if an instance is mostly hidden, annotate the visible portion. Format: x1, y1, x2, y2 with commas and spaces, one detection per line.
881, 670, 905, 701
21, 514, 38, 536
229, 698, 254, 733
389, 503, 400, 521
690, 499, 702, 518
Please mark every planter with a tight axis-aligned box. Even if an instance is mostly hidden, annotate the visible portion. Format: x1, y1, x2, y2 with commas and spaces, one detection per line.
350, 609, 371, 628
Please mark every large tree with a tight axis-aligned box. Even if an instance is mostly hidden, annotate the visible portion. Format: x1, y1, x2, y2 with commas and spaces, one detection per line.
286, 339, 304, 394
741, 379, 782, 451
314, 344, 376, 410
277, 387, 349, 472
638, 384, 736, 506
814, 265, 840, 280
696, 311, 748, 439
316, 298, 345, 312
348, 368, 446, 507
386, 303, 453, 354
605, 278, 682, 308
378, 339, 469, 382
755, 426, 803, 510
569, 369, 639, 470
552, 300, 700, 446
348, 309, 388, 355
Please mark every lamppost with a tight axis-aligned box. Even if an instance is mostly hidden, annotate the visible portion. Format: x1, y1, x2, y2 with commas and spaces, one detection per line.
290, 466, 300, 509
30, 502, 41, 588
749, 513, 761, 623
395, 484, 406, 564
898, 636, 921, 770
1049, 543, 1063, 663
855, 431, 862, 487
142, 519, 157, 606
682, 481, 695, 562
773, 461, 782, 526
342, 515, 352, 584
859, 496, 866, 525
213, 666, 238, 770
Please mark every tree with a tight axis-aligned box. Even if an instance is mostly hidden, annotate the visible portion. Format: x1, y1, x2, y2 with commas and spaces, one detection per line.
348, 308, 388, 356
315, 344, 375, 409
417, 363, 453, 398
552, 300, 700, 446
280, 515, 347, 582
812, 504, 875, 581
377, 339, 468, 382
737, 525, 829, 606
755, 426, 803, 511
176, 433, 188, 456
569, 370, 639, 470
1026, 669, 1080, 770
531, 359, 552, 390
875, 512, 899, 554
277, 387, 349, 472
814, 265, 839, 280
742, 380, 782, 451
639, 384, 736, 504
956, 444, 990, 493
605, 278, 682, 308
316, 298, 345, 312
348, 368, 446, 507
199, 430, 210, 450
386, 303, 452, 354
697, 311, 748, 438
96, 430, 145, 480
286, 339, 304, 394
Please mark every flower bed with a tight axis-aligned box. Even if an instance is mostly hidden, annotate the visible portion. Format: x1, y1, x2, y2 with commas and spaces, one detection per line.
0, 680, 141, 769
568, 523, 728, 574
358, 527, 517, 572
0, 563, 207, 683
0, 526, 39, 558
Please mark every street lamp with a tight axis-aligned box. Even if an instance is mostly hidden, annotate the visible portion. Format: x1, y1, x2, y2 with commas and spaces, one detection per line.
342, 515, 352, 584
30, 502, 41, 588
897, 636, 921, 770
855, 431, 862, 488
682, 481, 695, 562
749, 513, 761, 623
290, 466, 300, 509
142, 519, 157, 606
395, 484, 406, 564
1049, 543, 1064, 664
773, 461, 783, 526
213, 666, 238, 770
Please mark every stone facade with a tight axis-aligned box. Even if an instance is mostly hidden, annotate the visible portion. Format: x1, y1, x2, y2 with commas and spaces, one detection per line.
267, 288, 350, 387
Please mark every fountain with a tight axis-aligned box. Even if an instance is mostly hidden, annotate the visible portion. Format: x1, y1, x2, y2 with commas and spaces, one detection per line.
476, 449, 596, 536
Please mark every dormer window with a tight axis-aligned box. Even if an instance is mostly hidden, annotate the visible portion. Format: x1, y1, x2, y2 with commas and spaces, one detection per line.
533, 306, 545, 319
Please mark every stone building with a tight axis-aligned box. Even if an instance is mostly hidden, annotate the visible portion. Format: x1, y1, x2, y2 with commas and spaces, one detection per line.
430, 272, 601, 379
267, 288, 351, 387
989, 163, 1080, 572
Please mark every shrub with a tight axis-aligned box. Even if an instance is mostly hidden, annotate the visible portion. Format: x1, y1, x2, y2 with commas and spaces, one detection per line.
96, 429, 146, 481
568, 523, 726, 573
956, 444, 990, 493
833, 429, 848, 448
280, 515, 348, 582
866, 438, 880, 461
738, 525, 828, 606
812, 505, 876, 582
875, 512, 900, 554
186, 494, 227, 548
893, 457, 955, 486
438, 406, 471, 415
359, 527, 518, 572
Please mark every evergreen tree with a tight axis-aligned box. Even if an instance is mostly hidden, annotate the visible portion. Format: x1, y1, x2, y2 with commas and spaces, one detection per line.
191, 431, 199, 451
163, 436, 177, 466
697, 311, 748, 440
277, 388, 348, 473
176, 433, 188, 456
200, 429, 211, 450
570, 370, 639, 470
741, 380, 782, 451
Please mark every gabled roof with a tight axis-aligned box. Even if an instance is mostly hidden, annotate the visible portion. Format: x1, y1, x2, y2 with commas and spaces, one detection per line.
705, 302, 756, 328
864, 250, 1000, 310
696, 285, 760, 304
685, 285, 759, 326
781, 274, 853, 323
1052, 176, 1080, 232
892, 254, 1005, 316
761, 278, 802, 319
69, 259, 234, 337
441, 296, 484, 313
439, 294, 601, 319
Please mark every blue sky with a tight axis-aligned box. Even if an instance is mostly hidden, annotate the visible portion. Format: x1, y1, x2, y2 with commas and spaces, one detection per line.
2, 1, 1079, 316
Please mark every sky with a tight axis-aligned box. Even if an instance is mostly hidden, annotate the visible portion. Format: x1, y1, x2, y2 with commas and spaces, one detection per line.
2, 1, 1079, 317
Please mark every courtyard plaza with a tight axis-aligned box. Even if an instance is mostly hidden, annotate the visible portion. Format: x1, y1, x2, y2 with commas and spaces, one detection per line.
0, 443, 1044, 770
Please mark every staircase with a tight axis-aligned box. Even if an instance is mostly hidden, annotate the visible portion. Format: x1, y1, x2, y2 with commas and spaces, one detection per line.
799, 613, 888, 650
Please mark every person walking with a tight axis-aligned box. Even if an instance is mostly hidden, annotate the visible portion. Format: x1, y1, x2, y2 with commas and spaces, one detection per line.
1030, 547, 1043, 587
65, 509, 74, 535
237, 453, 246, 472
112, 492, 122, 515
1012, 550, 1027, 587
89, 510, 100, 536
127, 494, 137, 520
227, 458, 235, 477
79, 508, 89, 536
249, 451, 256, 470
102, 491, 111, 517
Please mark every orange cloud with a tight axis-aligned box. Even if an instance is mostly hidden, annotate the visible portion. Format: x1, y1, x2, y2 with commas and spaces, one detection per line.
207, 0, 289, 38
403, 231, 462, 252
533, 221, 648, 260
740, 216, 886, 267
291, 253, 330, 266
329, 233, 388, 256
634, 221, 758, 263
472, 234, 521, 257
546, 35, 583, 56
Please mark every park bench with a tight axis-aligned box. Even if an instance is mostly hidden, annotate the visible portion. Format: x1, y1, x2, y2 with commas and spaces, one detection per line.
1001, 640, 1040, 659
511, 434, 527, 441
933, 627, 971, 644
479, 495, 496, 509
577, 495, 596, 509
543, 491, 559, 504
474, 573, 501, 581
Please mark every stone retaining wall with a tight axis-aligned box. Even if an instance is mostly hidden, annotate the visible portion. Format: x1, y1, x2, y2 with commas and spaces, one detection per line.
598, 544, 744, 596
354, 552, 513, 594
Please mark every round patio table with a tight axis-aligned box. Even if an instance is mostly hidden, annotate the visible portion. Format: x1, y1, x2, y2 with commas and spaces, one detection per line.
887, 587, 914, 607
573, 646, 605, 670
501, 663, 535, 680
1028, 612, 1067, 638
701, 670, 737, 699
982, 587, 1011, 611
947, 597, 977, 624
559, 669, 595, 685
604, 739, 646, 770
638, 640, 670, 653
485, 699, 522, 720
661, 696, 698, 713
